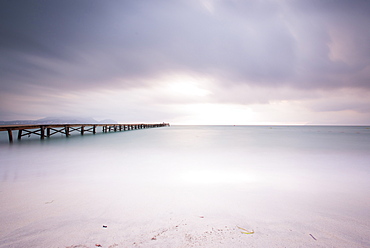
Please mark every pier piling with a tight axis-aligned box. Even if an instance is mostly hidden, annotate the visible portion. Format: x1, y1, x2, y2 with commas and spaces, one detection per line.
1, 123, 169, 143
7, 129, 13, 143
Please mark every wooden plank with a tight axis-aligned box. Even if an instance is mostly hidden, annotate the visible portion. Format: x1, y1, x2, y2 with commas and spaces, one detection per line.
47, 127, 67, 136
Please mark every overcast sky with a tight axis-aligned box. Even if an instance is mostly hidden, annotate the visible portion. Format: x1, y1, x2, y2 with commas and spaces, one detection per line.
1, 0, 369, 124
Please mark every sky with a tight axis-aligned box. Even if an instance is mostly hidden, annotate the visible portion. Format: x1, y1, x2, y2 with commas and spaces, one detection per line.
0, 0, 369, 125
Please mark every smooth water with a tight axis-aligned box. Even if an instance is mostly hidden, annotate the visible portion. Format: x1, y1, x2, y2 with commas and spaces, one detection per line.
0, 125, 369, 247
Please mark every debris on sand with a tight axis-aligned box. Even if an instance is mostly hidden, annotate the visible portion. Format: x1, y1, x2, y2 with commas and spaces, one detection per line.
237, 226, 254, 234
309, 234, 317, 240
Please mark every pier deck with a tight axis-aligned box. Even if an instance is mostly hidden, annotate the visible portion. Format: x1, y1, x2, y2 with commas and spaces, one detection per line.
0, 123, 169, 143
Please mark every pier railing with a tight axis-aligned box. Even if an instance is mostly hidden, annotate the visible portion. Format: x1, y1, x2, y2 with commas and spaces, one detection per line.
0, 123, 170, 143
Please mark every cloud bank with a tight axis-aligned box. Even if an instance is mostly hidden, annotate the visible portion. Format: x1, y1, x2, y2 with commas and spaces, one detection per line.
0, 0, 369, 124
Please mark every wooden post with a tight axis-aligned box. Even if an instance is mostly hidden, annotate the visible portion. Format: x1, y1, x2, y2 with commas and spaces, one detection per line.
40, 126, 45, 140
1, 123, 169, 143
18, 129, 22, 140
7, 129, 13, 143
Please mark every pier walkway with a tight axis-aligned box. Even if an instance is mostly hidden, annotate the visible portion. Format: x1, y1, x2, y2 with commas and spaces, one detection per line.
0, 123, 169, 143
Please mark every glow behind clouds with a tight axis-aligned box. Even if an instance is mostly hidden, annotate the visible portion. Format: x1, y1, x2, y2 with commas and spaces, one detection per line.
0, 0, 369, 124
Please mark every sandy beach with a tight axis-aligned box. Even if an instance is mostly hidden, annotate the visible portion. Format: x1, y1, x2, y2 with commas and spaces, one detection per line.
1, 179, 368, 247
0, 126, 369, 247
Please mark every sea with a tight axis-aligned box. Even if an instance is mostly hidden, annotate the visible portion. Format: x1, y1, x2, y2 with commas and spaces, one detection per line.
0, 125, 369, 247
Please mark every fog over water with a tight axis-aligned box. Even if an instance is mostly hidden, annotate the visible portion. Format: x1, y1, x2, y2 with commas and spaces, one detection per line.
0, 126, 369, 247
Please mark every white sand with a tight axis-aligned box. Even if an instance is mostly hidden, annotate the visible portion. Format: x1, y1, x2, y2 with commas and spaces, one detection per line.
1, 175, 369, 248
1, 126, 369, 247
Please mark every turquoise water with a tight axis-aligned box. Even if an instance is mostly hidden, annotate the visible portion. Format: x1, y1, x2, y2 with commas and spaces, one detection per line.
0, 125, 369, 247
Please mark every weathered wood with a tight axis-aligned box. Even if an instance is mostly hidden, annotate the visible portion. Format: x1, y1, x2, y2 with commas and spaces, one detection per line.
47, 127, 67, 136
7, 129, 13, 143
18, 129, 22, 140
19, 129, 39, 137
84, 127, 93, 133
40, 126, 45, 139
1, 123, 169, 143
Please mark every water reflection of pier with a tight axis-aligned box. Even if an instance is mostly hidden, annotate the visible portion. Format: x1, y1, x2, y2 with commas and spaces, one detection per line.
0, 123, 170, 143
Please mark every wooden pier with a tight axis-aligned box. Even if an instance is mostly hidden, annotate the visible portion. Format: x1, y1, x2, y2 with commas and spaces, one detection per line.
0, 123, 169, 143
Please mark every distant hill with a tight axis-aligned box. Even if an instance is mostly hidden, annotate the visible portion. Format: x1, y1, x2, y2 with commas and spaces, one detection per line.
98, 119, 118, 124
0, 117, 118, 125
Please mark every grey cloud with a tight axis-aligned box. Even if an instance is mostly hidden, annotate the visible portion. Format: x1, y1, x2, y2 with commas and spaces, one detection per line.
0, 0, 369, 96
309, 99, 370, 113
